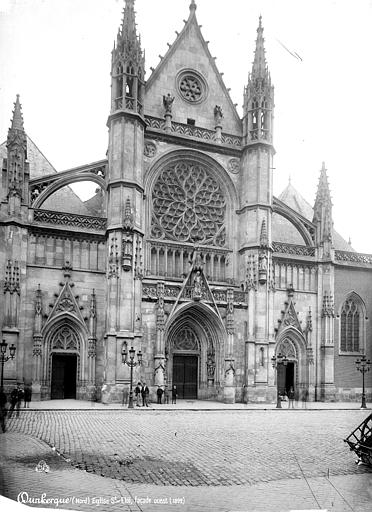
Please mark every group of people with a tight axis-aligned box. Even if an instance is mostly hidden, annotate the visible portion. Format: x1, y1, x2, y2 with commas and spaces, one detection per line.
286, 386, 309, 408
0, 383, 32, 432
156, 384, 178, 405
123, 383, 178, 407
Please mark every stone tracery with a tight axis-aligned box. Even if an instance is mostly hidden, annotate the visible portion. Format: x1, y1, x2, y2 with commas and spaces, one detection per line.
151, 161, 226, 246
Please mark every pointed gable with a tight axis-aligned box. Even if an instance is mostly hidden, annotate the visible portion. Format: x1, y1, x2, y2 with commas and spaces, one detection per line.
145, 2, 241, 135
276, 286, 302, 338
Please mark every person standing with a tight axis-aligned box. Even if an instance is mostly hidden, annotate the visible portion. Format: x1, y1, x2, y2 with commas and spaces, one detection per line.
171, 384, 177, 405
164, 386, 169, 405
287, 387, 295, 409
156, 386, 164, 404
122, 385, 129, 406
135, 382, 142, 407
24, 383, 32, 408
0, 391, 7, 433
9, 384, 24, 418
141, 382, 149, 407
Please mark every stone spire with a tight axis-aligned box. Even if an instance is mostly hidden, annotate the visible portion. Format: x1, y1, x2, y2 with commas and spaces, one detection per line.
111, 0, 145, 114
116, 0, 143, 66
313, 162, 333, 249
243, 16, 274, 144
10, 94, 24, 132
5, 95, 28, 204
251, 16, 269, 81
314, 162, 332, 216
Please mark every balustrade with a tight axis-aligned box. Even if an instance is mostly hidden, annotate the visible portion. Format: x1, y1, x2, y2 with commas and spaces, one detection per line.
147, 242, 229, 282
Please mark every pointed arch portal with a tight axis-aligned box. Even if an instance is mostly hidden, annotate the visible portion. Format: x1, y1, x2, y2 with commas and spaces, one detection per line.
166, 303, 225, 400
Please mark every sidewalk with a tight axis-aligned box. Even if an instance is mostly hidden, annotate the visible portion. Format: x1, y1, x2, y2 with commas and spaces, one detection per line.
20, 398, 370, 411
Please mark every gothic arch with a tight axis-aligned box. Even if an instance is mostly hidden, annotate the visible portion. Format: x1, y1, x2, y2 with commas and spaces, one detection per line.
338, 291, 367, 354
275, 327, 307, 388
32, 173, 106, 209
165, 302, 226, 396
41, 313, 89, 398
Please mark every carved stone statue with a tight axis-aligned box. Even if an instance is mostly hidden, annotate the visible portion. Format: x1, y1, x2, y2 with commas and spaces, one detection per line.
163, 93, 175, 114
193, 270, 202, 300
214, 105, 223, 125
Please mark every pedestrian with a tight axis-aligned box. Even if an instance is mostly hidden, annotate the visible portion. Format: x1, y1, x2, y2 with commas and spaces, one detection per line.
23, 383, 32, 408
156, 386, 164, 404
171, 384, 177, 404
122, 385, 129, 406
135, 382, 142, 407
287, 386, 295, 408
294, 387, 300, 408
0, 390, 7, 433
141, 382, 149, 407
301, 387, 309, 408
8, 383, 24, 418
164, 386, 169, 404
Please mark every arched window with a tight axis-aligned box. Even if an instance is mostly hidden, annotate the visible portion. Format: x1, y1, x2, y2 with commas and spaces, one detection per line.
340, 294, 365, 353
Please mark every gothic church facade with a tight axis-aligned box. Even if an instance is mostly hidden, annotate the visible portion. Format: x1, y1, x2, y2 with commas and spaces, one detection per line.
1, 0, 371, 403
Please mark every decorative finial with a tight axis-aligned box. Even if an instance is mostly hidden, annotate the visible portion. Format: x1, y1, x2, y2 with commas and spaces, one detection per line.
190, 0, 197, 12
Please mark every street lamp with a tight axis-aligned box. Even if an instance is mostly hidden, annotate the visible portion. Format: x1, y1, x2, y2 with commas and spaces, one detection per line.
121, 342, 142, 409
271, 352, 288, 409
355, 355, 371, 409
0, 340, 16, 393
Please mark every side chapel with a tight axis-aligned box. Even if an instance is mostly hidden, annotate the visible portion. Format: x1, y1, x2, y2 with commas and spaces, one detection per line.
0, 0, 371, 403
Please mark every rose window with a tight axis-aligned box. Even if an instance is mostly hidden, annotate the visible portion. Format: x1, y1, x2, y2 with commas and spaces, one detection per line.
177, 70, 207, 104
180, 75, 202, 102
151, 161, 226, 246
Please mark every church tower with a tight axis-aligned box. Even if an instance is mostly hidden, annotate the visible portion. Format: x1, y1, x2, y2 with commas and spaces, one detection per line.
103, 0, 146, 402
0, 95, 30, 383
240, 18, 276, 401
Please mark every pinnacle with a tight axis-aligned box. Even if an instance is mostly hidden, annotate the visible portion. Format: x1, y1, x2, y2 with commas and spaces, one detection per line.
252, 15, 268, 79
10, 94, 24, 131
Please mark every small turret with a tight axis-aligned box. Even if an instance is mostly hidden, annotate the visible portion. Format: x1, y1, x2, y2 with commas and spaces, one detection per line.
243, 17, 274, 144
111, 0, 145, 114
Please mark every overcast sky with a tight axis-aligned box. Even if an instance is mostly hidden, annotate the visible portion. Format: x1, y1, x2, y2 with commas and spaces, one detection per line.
1, 0, 372, 253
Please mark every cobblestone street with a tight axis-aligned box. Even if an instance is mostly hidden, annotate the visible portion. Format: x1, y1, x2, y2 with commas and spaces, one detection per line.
1, 408, 372, 511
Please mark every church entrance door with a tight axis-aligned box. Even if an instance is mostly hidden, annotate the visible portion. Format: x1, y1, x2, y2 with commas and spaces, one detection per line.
277, 361, 295, 396
51, 354, 77, 399
173, 355, 198, 399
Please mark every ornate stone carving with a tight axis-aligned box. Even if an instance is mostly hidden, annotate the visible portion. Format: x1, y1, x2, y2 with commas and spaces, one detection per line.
214, 105, 223, 125
108, 236, 119, 279
322, 293, 335, 317
144, 141, 157, 158
335, 250, 372, 265
174, 327, 198, 351
163, 93, 174, 113
33, 209, 106, 231
151, 161, 226, 246
272, 242, 315, 257
277, 339, 296, 359
178, 71, 206, 103
156, 282, 165, 331
226, 289, 234, 334
4, 260, 20, 295
52, 326, 79, 350
227, 158, 240, 174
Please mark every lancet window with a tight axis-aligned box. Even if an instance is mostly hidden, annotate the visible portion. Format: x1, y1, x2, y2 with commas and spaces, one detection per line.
340, 297, 362, 353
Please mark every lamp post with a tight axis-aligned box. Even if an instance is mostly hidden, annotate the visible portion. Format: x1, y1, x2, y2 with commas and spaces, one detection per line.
271, 352, 288, 409
0, 340, 16, 394
121, 343, 142, 409
355, 355, 371, 409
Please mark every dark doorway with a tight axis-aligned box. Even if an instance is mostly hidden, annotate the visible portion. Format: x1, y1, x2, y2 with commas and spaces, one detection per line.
277, 361, 295, 396
51, 354, 77, 399
173, 355, 198, 399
